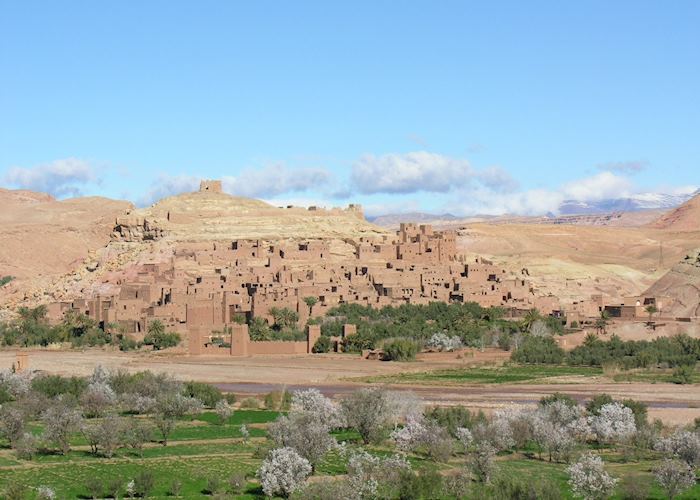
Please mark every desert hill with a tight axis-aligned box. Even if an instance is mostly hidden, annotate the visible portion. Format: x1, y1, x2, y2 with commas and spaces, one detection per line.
455, 222, 700, 301
644, 249, 700, 317
1, 182, 699, 318
0, 190, 133, 315
114, 186, 387, 242
649, 193, 700, 231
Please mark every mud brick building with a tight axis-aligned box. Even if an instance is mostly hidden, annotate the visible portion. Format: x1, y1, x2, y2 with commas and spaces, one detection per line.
48, 217, 563, 354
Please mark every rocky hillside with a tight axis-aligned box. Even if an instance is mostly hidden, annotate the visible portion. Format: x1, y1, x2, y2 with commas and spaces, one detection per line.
645, 249, 700, 317
650, 193, 700, 231
0, 190, 133, 314
113, 189, 386, 242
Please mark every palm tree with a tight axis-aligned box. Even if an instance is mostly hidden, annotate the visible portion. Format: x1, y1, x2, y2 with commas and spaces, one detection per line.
645, 304, 658, 323
595, 310, 610, 335
521, 308, 542, 332
303, 296, 318, 316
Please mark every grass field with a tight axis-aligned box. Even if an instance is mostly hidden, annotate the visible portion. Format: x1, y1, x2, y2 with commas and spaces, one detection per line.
358, 364, 604, 385
2, 409, 700, 499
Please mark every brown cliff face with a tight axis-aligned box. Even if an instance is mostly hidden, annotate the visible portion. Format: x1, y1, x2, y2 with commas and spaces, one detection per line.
649, 194, 700, 231
112, 190, 385, 242
645, 249, 700, 317
0, 190, 133, 311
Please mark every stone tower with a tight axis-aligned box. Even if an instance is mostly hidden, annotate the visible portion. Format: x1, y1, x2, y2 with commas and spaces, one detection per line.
199, 179, 222, 193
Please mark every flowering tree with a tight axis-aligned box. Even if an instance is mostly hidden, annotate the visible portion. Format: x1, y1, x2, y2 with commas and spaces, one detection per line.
0, 369, 32, 398
470, 442, 497, 483
41, 401, 84, 454
214, 399, 233, 424
35, 486, 56, 500
456, 427, 473, 452
346, 450, 411, 499
656, 429, 700, 467
341, 388, 399, 444
0, 406, 26, 447
390, 415, 453, 462
268, 413, 336, 468
153, 393, 203, 445
654, 459, 696, 499
472, 411, 515, 452
81, 379, 117, 418
588, 402, 636, 444
291, 388, 342, 428
240, 424, 250, 442
567, 453, 618, 500
426, 333, 463, 352
258, 447, 312, 498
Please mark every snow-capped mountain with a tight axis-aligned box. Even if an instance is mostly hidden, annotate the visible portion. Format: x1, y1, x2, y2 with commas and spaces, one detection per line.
558, 190, 700, 215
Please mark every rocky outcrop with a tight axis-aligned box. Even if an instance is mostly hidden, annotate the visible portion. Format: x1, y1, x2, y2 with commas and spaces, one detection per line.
645, 249, 700, 317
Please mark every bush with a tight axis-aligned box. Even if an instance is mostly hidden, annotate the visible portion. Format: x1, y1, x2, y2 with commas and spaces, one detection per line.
512, 336, 565, 364
312, 335, 332, 353
671, 364, 694, 384
31, 374, 88, 398
383, 338, 419, 361
240, 397, 261, 409
184, 381, 222, 407
134, 470, 155, 497
265, 390, 291, 411
426, 406, 486, 437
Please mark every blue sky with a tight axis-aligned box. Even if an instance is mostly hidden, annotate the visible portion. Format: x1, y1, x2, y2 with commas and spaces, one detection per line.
1, 1, 698, 216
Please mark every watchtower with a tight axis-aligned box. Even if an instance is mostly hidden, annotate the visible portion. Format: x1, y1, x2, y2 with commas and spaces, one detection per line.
199, 179, 222, 193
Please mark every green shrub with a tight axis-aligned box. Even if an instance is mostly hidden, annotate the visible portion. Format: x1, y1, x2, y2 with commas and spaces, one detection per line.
143, 321, 181, 350
312, 335, 332, 353
264, 390, 291, 410
240, 397, 261, 409
671, 364, 695, 384
383, 338, 420, 361
0, 276, 15, 287
31, 374, 88, 398
183, 381, 223, 407
426, 406, 486, 436
511, 336, 565, 364
540, 392, 577, 407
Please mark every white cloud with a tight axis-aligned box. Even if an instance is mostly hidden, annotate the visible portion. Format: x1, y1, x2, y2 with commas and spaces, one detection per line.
351, 151, 474, 194
138, 174, 199, 206
2, 158, 97, 197
561, 171, 633, 201
596, 160, 648, 173
445, 187, 564, 217
137, 164, 332, 207
222, 164, 331, 198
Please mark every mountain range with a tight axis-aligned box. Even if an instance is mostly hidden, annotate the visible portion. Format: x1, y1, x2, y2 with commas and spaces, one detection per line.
371, 190, 700, 227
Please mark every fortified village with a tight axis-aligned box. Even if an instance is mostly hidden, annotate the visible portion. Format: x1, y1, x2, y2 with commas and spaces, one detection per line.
43, 180, 677, 356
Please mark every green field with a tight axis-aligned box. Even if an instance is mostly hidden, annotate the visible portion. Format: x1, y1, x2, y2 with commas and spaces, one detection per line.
358, 364, 604, 385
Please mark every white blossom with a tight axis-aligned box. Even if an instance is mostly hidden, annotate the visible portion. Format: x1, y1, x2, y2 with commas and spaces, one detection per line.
456, 427, 473, 450
36, 486, 56, 500
240, 424, 250, 442
655, 429, 700, 466
0, 369, 32, 398
654, 458, 697, 499
258, 447, 312, 497
214, 399, 233, 424
390, 415, 427, 452
426, 333, 463, 352
588, 402, 636, 444
567, 453, 618, 500
347, 450, 411, 500
291, 388, 343, 428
